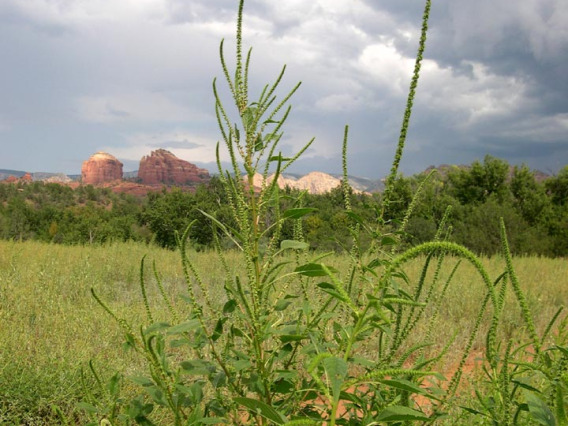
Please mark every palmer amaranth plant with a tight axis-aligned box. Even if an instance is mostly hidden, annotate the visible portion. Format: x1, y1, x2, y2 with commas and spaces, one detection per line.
85, 0, 567, 424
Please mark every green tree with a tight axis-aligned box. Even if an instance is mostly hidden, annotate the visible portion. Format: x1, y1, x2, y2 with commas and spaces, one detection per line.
510, 164, 549, 225
545, 165, 568, 206
448, 155, 510, 204
142, 188, 197, 249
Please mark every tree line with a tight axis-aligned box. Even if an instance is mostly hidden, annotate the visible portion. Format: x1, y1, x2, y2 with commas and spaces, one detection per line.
0, 155, 566, 256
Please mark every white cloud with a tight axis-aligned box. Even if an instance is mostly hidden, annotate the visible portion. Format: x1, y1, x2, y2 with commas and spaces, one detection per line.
356, 41, 414, 94
419, 60, 530, 127
315, 93, 363, 112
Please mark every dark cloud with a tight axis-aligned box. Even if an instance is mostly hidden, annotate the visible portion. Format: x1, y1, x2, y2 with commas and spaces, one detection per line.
0, 0, 566, 177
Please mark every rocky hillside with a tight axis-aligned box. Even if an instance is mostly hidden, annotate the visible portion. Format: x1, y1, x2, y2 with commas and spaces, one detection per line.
138, 149, 209, 185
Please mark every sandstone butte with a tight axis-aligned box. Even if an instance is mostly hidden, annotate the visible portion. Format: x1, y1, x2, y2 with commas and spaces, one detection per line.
138, 149, 210, 185
81, 152, 123, 184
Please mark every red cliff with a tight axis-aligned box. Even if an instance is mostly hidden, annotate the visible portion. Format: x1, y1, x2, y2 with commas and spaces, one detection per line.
137, 149, 209, 185
81, 152, 123, 184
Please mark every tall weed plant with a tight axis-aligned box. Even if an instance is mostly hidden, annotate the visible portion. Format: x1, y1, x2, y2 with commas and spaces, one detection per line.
85, 1, 567, 424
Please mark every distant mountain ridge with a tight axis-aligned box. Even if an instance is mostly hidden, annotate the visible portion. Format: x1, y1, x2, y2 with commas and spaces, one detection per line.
1, 164, 554, 194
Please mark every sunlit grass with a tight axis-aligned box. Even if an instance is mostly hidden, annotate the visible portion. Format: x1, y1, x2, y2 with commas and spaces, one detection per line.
1, 240, 565, 423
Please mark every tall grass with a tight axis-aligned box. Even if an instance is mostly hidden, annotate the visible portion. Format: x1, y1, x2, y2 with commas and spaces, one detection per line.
0, 241, 566, 423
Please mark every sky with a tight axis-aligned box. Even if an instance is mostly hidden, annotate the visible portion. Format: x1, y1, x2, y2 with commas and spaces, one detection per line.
0, 0, 567, 179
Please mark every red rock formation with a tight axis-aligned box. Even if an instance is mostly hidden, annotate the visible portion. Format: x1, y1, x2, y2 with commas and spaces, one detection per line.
81, 152, 123, 184
138, 149, 209, 185
1, 173, 33, 184
3, 175, 19, 183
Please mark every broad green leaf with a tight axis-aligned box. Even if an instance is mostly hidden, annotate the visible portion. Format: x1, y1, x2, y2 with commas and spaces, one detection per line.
211, 317, 226, 341
274, 298, 294, 311
129, 376, 154, 387
322, 356, 347, 402
143, 322, 170, 335
76, 402, 98, 414
166, 319, 201, 335
233, 358, 252, 371
234, 397, 288, 425
146, 386, 167, 406
223, 299, 237, 314
283, 208, 317, 219
376, 406, 430, 421
295, 263, 338, 277
280, 240, 309, 250
108, 372, 121, 397
525, 391, 556, 426
381, 236, 398, 246
180, 359, 215, 375
317, 282, 347, 302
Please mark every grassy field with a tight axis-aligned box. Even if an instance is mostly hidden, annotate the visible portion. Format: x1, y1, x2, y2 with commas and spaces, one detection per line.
0, 240, 566, 424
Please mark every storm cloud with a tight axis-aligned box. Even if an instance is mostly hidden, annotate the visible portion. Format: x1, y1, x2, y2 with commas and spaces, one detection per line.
0, 0, 566, 177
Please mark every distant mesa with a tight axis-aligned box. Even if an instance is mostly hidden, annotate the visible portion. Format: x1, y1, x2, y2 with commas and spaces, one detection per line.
81, 152, 123, 184
138, 149, 209, 185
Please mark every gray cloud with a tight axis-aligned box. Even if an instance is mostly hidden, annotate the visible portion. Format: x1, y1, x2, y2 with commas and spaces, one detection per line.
0, 0, 566, 177
154, 140, 203, 149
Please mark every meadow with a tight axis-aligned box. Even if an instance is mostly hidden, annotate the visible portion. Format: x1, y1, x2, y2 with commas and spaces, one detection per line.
0, 239, 565, 424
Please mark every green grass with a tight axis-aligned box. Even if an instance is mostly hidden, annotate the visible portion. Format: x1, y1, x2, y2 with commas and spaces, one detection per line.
0, 240, 565, 424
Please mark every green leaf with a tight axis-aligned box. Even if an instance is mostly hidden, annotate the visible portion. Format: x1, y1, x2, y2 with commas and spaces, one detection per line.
345, 211, 366, 225
283, 208, 317, 219
211, 318, 226, 342
280, 240, 309, 250
525, 391, 556, 426
143, 322, 171, 335
254, 134, 263, 152
274, 298, 294, 311
556, 345, 568, 357
146, 386, 167, 406
279, 334, 304, 343
180, 359, 215, 375
322, 356, 347, 402
295, 263, 338, 277
107, 372, 121, 397
76, 402, 98, 414
317, 282, 347, 302
376, 406, 430, 421
269, 155, 292, 162
381, 236, 398, 246
223, 299, 237, 314
380, 379, 440, 401
234, 397, 288, 425
129, 376, 154, 387
511, 378, 541, 393
166, 319, 201, 335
